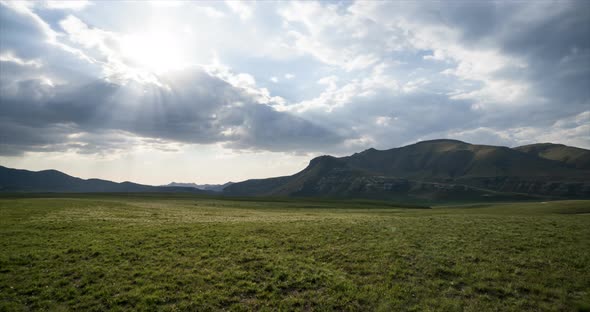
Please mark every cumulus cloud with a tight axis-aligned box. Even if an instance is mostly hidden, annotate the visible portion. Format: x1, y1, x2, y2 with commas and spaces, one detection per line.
1, 0, 589, 163
0, 2, 343, 156
276, 0, 590, 149
437, 111, 590, 149
44, 0, 92, 11
0, 68, 343, 155
0, 52, 42, 68
225, 0, 253, 20
0, 59, 343, 155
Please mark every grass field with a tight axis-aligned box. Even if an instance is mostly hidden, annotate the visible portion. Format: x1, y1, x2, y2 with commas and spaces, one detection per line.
1, 195, 589, 311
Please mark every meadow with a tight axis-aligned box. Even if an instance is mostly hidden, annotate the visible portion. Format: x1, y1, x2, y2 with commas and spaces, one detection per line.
0, 194, 589, 311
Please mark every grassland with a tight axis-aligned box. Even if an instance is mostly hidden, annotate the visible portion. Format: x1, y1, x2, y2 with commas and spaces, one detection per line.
0, 195, 589, 311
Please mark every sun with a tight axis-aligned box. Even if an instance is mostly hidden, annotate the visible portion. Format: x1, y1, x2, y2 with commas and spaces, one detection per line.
120, 31, 187, 73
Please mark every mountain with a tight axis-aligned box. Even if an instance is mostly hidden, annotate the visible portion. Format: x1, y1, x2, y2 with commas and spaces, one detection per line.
4, 139, 588, 199
164, 182, 234, 192
224, 139, 590, 201
515, 143, 590, 170
0, 166, 208, 193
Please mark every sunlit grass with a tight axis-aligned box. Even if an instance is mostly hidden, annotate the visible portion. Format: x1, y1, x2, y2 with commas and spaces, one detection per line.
1, 195, 589, 311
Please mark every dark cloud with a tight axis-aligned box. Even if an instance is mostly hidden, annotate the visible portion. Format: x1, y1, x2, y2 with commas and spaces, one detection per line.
0, 68, 343, 156
461, 1, 590, 121
0, 2, 344, 156
312, 0, 590, 149
410, 0, 590, 118
1, 0, 589, 158
304, 90, 480, 150
0, 4, 51, 59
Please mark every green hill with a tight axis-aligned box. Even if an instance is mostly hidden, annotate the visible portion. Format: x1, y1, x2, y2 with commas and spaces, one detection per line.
515, 143, 590, 169
0, 166, 208, 193
224, 140, 590, 201
343, 139, 583, 179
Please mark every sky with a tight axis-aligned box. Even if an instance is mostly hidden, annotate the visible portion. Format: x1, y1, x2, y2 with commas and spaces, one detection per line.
0, 0, 589, 185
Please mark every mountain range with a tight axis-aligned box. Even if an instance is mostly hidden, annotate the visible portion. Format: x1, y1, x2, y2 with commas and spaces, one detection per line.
223, 140, 590, 201
0, 166, 208, 193
163, 182, 234, 192
2, 139, 589, 201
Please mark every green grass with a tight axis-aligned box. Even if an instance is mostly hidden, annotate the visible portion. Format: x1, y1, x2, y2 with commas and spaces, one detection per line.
0, 195, 589, 311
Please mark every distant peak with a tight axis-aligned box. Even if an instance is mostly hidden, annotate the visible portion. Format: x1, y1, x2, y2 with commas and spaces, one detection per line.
416, 139, 468, 145
40, 169, 63, 173
307, 155, 342, 168
310, 155, 336, 162
517, 142, 564, 148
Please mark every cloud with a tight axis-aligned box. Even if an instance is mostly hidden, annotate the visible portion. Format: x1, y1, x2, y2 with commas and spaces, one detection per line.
44, 0, 92, 11
286, 63, 398, 113
57, 15, 164, 86
1, 0, 589, 162
375, 116, 394, 127
0, 66, 343, 155
439, 110, 590, 149
350, 1, 589, 113
0, 3, 345, 156
274, 0, 589, 150
279, 2, 384, 72
225, 1, 253, 20
197, 6, 225, 18
0, 51, 42, 68
0, 1, 57, 56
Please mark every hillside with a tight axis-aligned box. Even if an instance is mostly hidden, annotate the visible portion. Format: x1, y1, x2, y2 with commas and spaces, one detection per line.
0, 166, 207, 193
515, 143, 590, 169
224, 140, 590, 201
339, 139, 587, 179
3, 140, 589, 199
